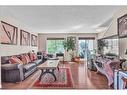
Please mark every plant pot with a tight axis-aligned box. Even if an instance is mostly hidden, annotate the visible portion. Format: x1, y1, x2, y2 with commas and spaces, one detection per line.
71, 57, 75, 62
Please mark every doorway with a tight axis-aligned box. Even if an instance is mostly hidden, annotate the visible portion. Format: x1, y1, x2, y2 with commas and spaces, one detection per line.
78, 38, 94, 60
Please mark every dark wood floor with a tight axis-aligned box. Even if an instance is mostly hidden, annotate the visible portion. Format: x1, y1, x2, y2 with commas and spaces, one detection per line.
1, 61, 111, 89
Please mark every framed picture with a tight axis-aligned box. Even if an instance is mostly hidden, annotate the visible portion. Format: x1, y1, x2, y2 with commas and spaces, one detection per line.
118, 14, 127, 38
1, 21, 18, 45
31, 34, 37, 46
20, 30, 30, 46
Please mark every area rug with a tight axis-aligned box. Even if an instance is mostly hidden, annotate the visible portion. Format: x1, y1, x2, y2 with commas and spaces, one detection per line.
32, 67, 74, 88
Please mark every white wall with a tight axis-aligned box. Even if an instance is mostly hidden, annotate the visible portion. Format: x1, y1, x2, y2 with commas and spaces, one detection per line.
0, 9, 38, 56
97, 7, 127, 59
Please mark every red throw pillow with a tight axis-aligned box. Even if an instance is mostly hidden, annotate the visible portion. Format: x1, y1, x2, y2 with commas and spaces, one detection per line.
29, 53, 37, 61
29, 53, 34, 61
25, 54, 31, 63
33, 53, 37, 60
9, 56, 23, 64
21, 55, 27, 64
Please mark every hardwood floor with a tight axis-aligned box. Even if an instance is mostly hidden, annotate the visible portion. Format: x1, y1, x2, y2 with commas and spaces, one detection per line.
70, 62, 110, 89
1, 61, 111, 89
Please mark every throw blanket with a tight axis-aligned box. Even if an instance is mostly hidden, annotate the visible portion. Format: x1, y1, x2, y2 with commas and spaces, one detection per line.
96, 57, 114, 86
103, 60, 113, 86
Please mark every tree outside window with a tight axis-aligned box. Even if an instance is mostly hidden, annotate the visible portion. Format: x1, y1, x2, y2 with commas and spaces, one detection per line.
47, 39, 64, 54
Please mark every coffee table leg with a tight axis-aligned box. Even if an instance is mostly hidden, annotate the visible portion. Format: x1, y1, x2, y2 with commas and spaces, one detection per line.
39, 69, 43, 81
51, 69, 57, 81
39, 69, 57, 81
42, 69, 57, 81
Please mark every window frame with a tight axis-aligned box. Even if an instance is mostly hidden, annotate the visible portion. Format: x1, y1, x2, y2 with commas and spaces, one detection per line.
46, 38, 65, 54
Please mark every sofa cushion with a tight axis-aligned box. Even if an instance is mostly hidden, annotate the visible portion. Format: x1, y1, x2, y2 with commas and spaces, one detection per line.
1, 56, 10, 64
21, 54, 31, 64
21, 55, 27, 64
29, 53, 34, 61
2, 64, 23, 70
9, 56, 24, 64
33, 53, 37, 60
29, 53, 37, 61
33, 59, 42, 65
24, 54, 31, 63
23, 63, 36, 72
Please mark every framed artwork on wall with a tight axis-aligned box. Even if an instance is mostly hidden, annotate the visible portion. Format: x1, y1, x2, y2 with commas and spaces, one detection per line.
1, 21, 18, 45
20, 30, 30, 46
118, 14, 127, 38
31, 34, 37, 46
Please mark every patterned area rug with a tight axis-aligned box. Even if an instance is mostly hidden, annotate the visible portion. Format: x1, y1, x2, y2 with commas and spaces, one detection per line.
33, 67, 74, 88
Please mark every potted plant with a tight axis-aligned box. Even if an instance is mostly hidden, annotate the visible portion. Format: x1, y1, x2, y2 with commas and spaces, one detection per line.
98, 39, 108, 54
63, 36, 76, 61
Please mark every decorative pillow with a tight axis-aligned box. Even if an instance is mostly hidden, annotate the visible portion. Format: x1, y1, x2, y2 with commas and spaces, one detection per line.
21, 55, 27, 64
9, 56, 23, 64
29, 53, 34, 61
25, 54, 31, 63
33, 53, 37, 60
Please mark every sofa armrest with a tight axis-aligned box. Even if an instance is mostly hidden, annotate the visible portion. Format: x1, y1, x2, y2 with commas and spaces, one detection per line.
2, 63, 23, 70
1, 63, 24, 82
37, 55, 43, 60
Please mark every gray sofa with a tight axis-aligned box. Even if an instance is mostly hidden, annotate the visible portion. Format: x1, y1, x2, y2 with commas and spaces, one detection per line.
1, 53, 43, 83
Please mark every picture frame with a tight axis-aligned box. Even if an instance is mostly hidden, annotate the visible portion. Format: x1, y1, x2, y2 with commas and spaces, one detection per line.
31, 34, 37, 46
1, 21, 18, 45
20, 30, 30, 46
118, 14, 127, 38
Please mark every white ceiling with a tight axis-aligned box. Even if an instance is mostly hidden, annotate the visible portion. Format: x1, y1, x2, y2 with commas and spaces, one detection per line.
0, 6, 123, 33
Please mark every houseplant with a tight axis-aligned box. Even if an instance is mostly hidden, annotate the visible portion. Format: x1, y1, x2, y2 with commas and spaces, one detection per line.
63, 36, 76, 61
98, 39, 108, 54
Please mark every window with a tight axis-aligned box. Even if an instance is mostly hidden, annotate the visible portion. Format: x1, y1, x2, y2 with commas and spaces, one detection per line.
47, 38, 64, 54
104, 38, 119, 55
78, 37, 95, 59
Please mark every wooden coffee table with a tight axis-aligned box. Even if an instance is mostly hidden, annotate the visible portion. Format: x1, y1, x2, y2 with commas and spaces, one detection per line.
37, 59, 60, 81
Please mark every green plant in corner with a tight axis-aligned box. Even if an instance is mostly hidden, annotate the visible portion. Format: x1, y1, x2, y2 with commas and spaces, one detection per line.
98, 39, 108, 54
63, 36, 76, 52
63, 36, 76, 61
